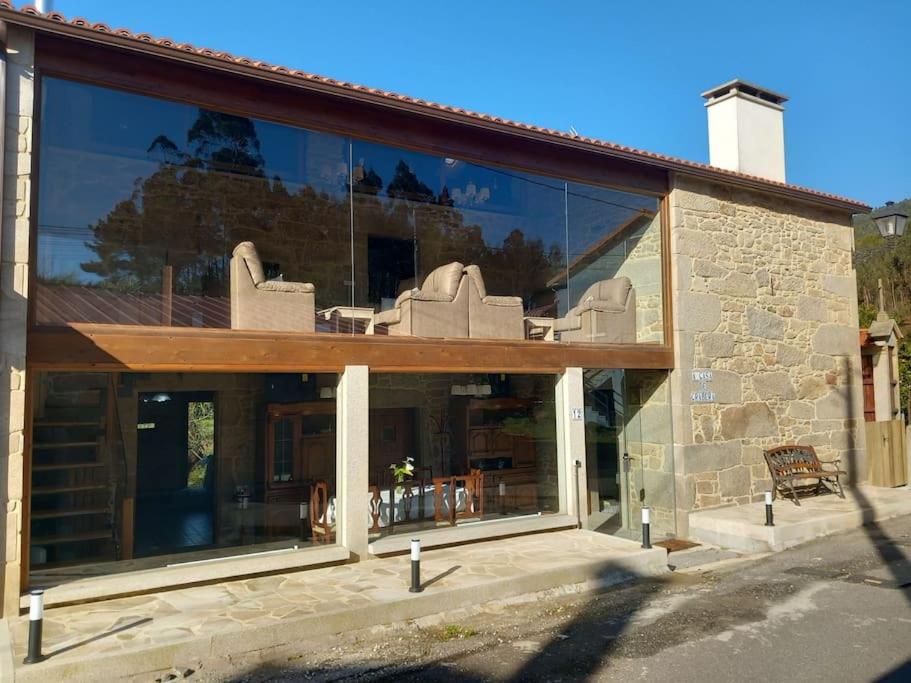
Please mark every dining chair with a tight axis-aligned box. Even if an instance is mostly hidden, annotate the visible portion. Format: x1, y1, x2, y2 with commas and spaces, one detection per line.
309, 480, 334, 544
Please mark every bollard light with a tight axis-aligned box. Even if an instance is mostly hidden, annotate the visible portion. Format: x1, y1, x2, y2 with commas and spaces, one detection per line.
764, 491, 775, 527
24, 589, 44, 664
641, 506, 652, 549
409, 539, 423, 593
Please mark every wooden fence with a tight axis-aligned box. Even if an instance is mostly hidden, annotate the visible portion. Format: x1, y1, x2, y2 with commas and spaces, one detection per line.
865, 419, 908, 487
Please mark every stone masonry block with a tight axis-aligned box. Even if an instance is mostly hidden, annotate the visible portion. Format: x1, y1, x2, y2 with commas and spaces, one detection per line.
812, 324, 859, 355
719, 402, 778, 439
718, 466, 751, 498
678, 292, 722, 332
746, 307, 785, 340
681, 441, 742, 475
752, 371, 796, 400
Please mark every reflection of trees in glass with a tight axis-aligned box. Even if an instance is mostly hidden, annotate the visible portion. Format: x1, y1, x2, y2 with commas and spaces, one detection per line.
355, 158, 564, 308
81, 109, 350, 303
77, 106, 562, 311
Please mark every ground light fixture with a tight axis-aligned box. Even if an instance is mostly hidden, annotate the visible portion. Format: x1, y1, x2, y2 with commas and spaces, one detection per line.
409, 539, 423, 593
873, 201, 908, 239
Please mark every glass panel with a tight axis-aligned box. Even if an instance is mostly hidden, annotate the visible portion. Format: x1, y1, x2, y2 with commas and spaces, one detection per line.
583, 369, 674, 540
351, 141, 567, 338
36, 76, 664, 345
28, 371, 338, 585
367, 373, 559, 537
36, 77, 351, 331
564, 186, 663, 343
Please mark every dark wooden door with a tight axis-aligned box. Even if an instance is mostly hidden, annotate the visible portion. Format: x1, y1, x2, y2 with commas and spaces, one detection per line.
861, 354, 875, 422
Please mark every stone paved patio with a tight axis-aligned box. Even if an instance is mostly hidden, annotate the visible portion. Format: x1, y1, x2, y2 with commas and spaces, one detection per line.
688, 485, 911, 552
7, 529, 666, 682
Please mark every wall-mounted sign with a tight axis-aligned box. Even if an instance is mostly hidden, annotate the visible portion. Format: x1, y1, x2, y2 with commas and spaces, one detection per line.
571, 408, 584, 421
690, 369, 715, 403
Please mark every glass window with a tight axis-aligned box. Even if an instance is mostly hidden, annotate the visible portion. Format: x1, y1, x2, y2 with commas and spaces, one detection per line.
36, 78, 351, 330
28, 371, 338, 584
35, 77, 664, 345
352, 141, 567, 327
564, 186, 663, 344
367, 373, 559, 538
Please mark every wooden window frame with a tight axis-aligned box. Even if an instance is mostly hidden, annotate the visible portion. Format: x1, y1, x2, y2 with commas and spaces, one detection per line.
25, 35, 675, 375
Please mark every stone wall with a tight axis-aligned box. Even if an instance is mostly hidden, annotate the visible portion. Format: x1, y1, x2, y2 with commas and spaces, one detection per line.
1, 26, 34, 617
669, 176, 866, 535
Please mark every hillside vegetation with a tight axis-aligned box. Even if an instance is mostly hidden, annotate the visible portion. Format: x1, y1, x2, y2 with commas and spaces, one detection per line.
854, 198, 911, 414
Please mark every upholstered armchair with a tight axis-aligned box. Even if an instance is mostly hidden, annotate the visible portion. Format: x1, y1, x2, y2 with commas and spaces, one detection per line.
230, 241, 316, 332
372, 261, 470, 337
464, 265, 524, 339
554, 277, 636, 344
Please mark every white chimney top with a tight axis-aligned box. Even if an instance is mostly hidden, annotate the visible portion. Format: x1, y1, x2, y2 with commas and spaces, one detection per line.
701, 79, 788, 183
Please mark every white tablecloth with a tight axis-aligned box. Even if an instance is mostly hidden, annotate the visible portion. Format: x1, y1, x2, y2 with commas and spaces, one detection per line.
326, 484, 469, 528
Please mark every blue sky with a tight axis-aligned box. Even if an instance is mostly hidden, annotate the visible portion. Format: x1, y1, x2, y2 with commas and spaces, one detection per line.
40, 0, 910, 207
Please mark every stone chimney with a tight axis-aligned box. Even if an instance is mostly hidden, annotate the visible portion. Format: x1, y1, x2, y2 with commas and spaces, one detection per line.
701, 79, 788, 183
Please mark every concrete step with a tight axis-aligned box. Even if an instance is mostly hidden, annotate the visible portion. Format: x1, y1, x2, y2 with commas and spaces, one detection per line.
688, 485, 911, 553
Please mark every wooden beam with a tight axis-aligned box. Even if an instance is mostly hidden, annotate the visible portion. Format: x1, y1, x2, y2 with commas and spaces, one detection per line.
27, 324, 675, 373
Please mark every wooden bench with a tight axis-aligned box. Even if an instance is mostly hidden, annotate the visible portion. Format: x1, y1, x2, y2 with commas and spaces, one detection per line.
763, 445, 847, 505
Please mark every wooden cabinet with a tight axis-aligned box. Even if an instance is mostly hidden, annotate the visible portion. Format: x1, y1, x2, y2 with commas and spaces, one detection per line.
264, 402, 335, 537
465, 398, 537, 471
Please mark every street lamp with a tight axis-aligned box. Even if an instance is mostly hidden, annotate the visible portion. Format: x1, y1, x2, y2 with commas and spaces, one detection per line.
873, 201, 908, 239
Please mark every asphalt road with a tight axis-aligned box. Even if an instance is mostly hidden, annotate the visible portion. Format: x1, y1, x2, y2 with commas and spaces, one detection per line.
240, 514, 911, 683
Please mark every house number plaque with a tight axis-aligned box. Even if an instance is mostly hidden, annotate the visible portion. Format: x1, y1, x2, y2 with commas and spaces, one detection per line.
690, 369, 715, 403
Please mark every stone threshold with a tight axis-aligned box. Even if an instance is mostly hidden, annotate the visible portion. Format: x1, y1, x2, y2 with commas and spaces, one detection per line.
687, 485, 911, 553
23, 544, 350, 611
368, 513, 579, 555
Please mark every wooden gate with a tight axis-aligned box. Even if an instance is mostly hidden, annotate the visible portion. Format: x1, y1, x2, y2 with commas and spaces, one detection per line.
865, 419, 908, 487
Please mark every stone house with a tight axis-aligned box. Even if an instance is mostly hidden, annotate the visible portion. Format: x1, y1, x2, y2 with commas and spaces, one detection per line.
0, 4, 868, 616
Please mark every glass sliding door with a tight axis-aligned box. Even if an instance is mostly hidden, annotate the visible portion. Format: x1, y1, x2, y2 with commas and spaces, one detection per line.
583, 369, 675, 540
28, 370, 339, 586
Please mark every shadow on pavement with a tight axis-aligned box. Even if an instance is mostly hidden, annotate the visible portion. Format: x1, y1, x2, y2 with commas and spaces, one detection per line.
841, 355, 911, 606
232, 562, 665, 682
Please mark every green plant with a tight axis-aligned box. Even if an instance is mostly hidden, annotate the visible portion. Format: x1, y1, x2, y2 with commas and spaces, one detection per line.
438, 624, 478, 641
389, 456, 415, 484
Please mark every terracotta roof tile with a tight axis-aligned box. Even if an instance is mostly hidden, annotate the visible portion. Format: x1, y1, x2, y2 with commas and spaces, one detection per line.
1, 1, 870, 211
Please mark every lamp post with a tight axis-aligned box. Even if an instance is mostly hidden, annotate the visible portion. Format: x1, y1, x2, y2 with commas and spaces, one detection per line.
873, 201, 908, 239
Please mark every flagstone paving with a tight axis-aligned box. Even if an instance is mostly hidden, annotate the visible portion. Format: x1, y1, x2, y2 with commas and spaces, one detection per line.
9, 530, 666, 681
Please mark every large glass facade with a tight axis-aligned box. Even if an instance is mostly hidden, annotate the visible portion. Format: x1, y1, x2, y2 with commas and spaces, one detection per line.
367, 373, 559, 538
36, 77, 664, 344
28, 371, 338, 584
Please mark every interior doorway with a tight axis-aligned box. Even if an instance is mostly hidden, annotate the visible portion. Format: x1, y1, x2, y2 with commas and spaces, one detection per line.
135, 391, 216, 557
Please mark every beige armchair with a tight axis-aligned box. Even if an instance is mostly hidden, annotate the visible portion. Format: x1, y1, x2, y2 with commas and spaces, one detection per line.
372, 262, 469, 337
554, 277, 636, 344
230, 241, 315, 332
464, 265, 524, 339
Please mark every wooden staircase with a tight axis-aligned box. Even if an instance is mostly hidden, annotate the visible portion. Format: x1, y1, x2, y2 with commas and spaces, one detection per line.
29, 373, 118, 568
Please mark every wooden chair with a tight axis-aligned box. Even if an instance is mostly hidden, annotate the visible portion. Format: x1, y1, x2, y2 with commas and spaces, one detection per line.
432, 469, 485, 526
763, 445, 846, 506
309, 480, 335, 543
455, 469, 485, 523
